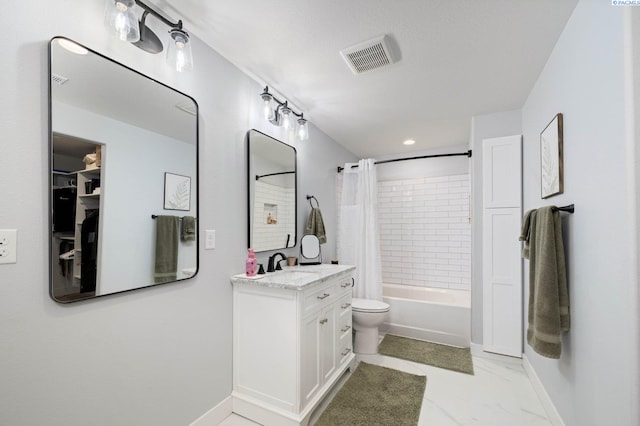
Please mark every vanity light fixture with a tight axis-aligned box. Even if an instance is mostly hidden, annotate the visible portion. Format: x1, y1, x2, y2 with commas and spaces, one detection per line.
260, 86, 309, 141
104, 0, 194, 72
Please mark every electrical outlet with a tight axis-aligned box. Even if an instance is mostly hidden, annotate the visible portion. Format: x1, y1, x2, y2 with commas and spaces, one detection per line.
0, 229, 17, 264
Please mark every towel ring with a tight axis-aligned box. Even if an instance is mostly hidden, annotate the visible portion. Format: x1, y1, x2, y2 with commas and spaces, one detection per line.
306, 195, 320, 209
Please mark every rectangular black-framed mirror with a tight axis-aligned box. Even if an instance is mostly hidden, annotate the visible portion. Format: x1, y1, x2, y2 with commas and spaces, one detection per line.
49, 36, 199, 302
247, 129, 297, 252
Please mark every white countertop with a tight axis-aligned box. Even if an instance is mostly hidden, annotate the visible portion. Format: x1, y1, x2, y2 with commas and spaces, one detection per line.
231, 264, 355, 290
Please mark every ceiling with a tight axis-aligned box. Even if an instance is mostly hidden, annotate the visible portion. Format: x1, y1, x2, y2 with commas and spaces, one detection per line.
51, 37, 197, 146
156, 0, 578, 157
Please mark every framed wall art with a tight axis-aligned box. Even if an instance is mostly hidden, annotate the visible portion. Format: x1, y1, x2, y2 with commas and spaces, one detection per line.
540, 113, 563, 199
164, 172, 191, 211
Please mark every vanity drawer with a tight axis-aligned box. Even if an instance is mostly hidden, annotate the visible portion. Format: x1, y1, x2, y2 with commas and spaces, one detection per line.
337, 293, 353, 366
337, 276, 354, 292
338, 314, 352, 338
338, 333, 353, 365
337, 293, 352, 339
302, 281, 336, 314
337, 293, 352, 319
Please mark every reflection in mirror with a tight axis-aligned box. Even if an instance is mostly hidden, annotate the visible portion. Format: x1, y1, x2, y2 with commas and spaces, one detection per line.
248, 130, 297, 252
49, 37, 199, 302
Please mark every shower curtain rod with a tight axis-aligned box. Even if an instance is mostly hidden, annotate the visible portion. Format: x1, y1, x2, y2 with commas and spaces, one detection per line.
336, 149, 472, 173
255, 171, 295, 180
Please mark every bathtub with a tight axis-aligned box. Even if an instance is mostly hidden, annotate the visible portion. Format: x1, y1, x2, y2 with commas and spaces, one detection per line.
380, 283, 471, 348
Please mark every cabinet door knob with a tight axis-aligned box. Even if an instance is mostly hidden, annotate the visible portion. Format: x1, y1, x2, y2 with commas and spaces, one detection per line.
341, 303, 351, 309
341, 325, 351, 332
319, 318, 328, 324
340, 282, 350, 288
341, 348, 352, 356
316, 293, 330, 300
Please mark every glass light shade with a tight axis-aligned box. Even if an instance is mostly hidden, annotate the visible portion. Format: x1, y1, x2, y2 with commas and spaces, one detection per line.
167, 29, 194, 72
104, 0, 140, 42
280, 105, 292, 130
261, 93, 275, 121
296, 118, 309, 140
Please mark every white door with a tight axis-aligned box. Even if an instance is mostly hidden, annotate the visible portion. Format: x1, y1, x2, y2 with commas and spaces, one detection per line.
482, 135, 522, 357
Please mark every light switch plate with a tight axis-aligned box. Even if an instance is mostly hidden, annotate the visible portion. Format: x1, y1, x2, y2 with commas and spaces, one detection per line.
205, 230, 215, 250
0, 229, 17, 264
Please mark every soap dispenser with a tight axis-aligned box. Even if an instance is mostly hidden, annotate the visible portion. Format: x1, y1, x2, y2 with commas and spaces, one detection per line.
246, 248, 257, 277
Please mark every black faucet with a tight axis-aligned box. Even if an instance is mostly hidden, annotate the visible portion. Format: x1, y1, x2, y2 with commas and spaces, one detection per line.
267, 252, 287, 272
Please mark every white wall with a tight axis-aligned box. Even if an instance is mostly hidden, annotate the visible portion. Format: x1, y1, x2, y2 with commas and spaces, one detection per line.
627, 8, 640, 424
54, 101, 197, 293
291, 129, 358, 266
376, 145, 470, 181
0, 2, 356, 425
469, 110, 522, 344
521, 1, 637, 425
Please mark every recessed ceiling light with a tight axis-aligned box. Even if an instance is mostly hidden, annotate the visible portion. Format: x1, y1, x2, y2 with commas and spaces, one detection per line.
403, 139, 416, 146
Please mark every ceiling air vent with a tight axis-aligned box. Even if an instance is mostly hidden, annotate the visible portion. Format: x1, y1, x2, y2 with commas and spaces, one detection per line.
340, 34, 397, 75
51, 73, 69, 85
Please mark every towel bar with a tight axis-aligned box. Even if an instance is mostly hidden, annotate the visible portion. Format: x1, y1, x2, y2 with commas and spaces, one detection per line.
151, 215, 197, 221
306, 195, 320, 208
553, 204, 574, 214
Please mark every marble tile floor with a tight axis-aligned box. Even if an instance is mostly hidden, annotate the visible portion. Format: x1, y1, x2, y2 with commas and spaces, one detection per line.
220, 348, 552, 425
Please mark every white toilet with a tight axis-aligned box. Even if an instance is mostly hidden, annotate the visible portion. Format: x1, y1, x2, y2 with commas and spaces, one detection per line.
352, 298, 390, 354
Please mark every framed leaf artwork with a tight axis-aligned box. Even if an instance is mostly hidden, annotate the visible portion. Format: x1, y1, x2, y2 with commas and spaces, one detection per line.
164, 172, 191, 211
540, 113, 563, 199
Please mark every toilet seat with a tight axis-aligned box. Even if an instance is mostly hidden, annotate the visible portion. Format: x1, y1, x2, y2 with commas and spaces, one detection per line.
352, 298, 390, 313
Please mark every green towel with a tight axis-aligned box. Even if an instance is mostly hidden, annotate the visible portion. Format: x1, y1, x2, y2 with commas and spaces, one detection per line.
181, 216, 196, 242
304, 207, 326, 244
154, 216, 179, 284
520, 206, 570, 359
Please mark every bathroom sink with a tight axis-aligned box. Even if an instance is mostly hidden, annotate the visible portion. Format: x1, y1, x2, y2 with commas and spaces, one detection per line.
232, 264, 355, 290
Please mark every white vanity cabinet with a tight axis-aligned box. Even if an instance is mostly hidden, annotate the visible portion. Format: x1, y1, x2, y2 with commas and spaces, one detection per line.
231, 265, 356, 426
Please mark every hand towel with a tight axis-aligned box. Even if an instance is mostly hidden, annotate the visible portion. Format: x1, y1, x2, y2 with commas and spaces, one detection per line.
181, 216, 196, 242
520, 206, 570, 359
154, 215, 179, 284
519, 209, 535, 259
305, 207, 327, 244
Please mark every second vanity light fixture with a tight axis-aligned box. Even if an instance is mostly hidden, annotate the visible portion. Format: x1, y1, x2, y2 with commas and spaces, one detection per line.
260, 86, 309, 141
104, 0, 193, 72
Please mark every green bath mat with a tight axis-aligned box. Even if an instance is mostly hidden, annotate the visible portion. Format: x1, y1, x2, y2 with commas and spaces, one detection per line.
379, 334, 474, 375
314, 362, 426, 426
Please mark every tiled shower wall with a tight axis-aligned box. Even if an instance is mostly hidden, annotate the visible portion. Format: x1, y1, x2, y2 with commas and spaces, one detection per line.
252, 180, 295, 251
378, 174, 471, 290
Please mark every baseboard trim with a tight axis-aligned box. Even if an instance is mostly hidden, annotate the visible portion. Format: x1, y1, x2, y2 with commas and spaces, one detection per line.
189, 395, 233, 426
522, 355, 565, 426
470, 342, 484, 357
470, 342, 523, 364
381, 323, 469, 348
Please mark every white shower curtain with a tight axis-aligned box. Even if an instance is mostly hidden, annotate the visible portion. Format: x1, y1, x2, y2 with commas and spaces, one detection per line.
337, 159, 383, 301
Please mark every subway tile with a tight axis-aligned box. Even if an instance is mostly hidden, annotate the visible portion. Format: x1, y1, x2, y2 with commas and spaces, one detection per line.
404, 278, 427, 286
400, 178, 423, 186
437, 264, 462, 272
